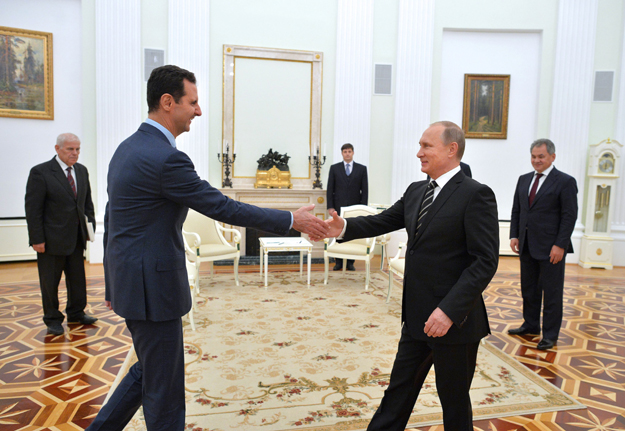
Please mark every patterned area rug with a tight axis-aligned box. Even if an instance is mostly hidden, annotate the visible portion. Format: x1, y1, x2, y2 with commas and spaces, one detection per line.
118, 271, 584, 431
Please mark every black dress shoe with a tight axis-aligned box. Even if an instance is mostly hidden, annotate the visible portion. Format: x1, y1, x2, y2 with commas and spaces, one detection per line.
536, 339, 556, 350
333, 264, 343, 271
346, 264, 356, 271
46, 322, 64, 336
508, 326, 540, 336
68, 314, 98, 325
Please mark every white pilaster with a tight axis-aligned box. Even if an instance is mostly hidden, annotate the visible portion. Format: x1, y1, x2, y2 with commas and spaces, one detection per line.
168, 0, 210, 180
333, 0, 374, 167
390, 0, 435, 202
93, 0, 142, 263
549, 0, 598, 262
613, 12, 625, 230
610, 12, 625, 266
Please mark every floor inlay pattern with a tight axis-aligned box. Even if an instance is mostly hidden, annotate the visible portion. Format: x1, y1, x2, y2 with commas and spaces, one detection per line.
0, 265, 624, 430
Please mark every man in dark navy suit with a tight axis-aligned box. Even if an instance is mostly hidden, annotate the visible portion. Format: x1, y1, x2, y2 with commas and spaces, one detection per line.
509, 139, 578, 351
87, 65, 328, 431
319, 121, 499, 431
326, 143, 368, 270
25, 133, 97, 336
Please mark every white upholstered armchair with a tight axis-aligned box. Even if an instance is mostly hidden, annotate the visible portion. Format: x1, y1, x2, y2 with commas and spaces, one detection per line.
387, 242, 406, 303
324, 204, 378, 289
182, 209, 241, 288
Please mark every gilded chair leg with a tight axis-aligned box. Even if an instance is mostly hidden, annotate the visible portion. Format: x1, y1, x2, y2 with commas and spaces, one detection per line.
386, 272, 393, 303
234, 255, 240, 286
365, 260, 370, 290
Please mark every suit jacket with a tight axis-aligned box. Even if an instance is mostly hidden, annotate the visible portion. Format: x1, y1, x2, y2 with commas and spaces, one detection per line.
104, 123, 292, 322
510, 167, 578, 260
25, 158, 95, 256
326, 161, 368, 214
343, 171, 499, 344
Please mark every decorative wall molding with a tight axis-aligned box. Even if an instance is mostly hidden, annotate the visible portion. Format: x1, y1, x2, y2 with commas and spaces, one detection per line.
390, 0, 434, 202
168, 0, 210, 180
333, 0, 374, 168
95, 0, 142, 216
549, 0, 598, 252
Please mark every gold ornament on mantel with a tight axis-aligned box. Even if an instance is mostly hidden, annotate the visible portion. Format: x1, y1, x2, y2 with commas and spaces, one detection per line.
254, 149, 293, 189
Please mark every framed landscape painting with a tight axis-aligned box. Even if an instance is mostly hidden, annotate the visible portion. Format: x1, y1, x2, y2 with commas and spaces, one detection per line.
0, 26, 53, 120
462, 74, 509, 139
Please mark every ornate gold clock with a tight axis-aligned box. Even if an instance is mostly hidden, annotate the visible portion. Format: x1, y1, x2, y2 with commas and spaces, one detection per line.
579, 138, 622, 269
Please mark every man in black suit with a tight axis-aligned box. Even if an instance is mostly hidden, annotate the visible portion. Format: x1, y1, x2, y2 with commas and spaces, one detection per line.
86, 65, 328, 431
508, 139, 578, 351
321, 121, 499, 431
326, 143, 368, 271
25, 133, 97, 336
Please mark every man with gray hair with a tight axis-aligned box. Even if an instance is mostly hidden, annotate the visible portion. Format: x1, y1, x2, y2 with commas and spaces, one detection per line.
25, 133, 97, 336
508, 138, 578, 350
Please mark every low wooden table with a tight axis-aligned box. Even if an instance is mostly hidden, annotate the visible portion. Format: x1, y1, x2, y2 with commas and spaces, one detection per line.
259, 237, 313, 288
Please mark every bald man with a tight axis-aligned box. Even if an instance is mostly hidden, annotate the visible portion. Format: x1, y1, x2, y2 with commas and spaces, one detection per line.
25, 133, 97, 336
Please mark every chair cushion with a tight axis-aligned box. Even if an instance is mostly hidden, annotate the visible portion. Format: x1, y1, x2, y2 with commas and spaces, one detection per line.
199, 244, 238, 258
327, 242, 369, 256
390, 258, 405, 275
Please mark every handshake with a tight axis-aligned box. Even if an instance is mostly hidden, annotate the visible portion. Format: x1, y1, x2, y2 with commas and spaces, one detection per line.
291, 205, 344, 241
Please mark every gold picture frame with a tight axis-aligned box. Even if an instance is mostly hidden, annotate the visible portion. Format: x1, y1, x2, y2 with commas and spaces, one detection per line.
0, 26, 54, 120
462, 74, 509, 139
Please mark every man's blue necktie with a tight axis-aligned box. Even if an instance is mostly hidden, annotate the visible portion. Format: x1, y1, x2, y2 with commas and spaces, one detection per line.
345, 163, 351, 176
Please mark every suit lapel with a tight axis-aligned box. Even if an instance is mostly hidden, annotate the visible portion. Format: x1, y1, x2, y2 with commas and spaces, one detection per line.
531, 168, 558, 208
407, 181, 430, 241
414, 173, 462, 244
519, 173, 533, 210
49, 158, 76, 200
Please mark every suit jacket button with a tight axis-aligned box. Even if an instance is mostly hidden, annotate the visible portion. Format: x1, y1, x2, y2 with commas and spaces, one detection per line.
409, 250, 414, 256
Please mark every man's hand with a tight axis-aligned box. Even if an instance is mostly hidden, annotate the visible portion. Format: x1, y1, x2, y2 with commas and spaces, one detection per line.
424, 307, 453, 338
105, 300, 113, 310
510, 238, 519, 254
292, 205, 329, 240
323, 209, 346, 239
550, 245, 565, 264
32, 243, 45, 253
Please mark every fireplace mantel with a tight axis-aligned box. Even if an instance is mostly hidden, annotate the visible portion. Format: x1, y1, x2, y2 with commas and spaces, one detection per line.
219, 188, 327, 257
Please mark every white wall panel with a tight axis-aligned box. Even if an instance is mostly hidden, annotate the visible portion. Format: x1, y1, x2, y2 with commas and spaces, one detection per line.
168, 0, 210, 180
439, 31, 542, 219
390, 0, 434, 202
333, 0, 374, 168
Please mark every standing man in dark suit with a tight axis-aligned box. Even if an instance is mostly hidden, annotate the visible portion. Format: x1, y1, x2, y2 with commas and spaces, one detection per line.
25, 133, 97, 336
326, 143, 368, 271
321, 121, 499, 431
86, 65, 328, 431
508, 139, 578, 351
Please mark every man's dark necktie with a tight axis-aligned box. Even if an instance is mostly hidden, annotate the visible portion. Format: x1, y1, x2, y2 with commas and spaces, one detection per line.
67, 167, 77, 198
416, 180, 437, 236
345, 163, 351, 176
528, 173, 543, 206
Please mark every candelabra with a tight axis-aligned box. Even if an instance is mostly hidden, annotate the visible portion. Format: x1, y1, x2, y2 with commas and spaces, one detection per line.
308, 148, 326, 189
217, 143, 236, 188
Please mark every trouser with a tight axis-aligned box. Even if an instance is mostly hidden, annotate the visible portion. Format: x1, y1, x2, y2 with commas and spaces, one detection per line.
519, 245, 566, 341
367, 326, 480, 431
36, 236, 87, 326
86, 318, 185, 431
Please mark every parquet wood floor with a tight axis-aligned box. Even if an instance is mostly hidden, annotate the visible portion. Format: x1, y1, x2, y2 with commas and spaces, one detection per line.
1, 257, 624, 430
